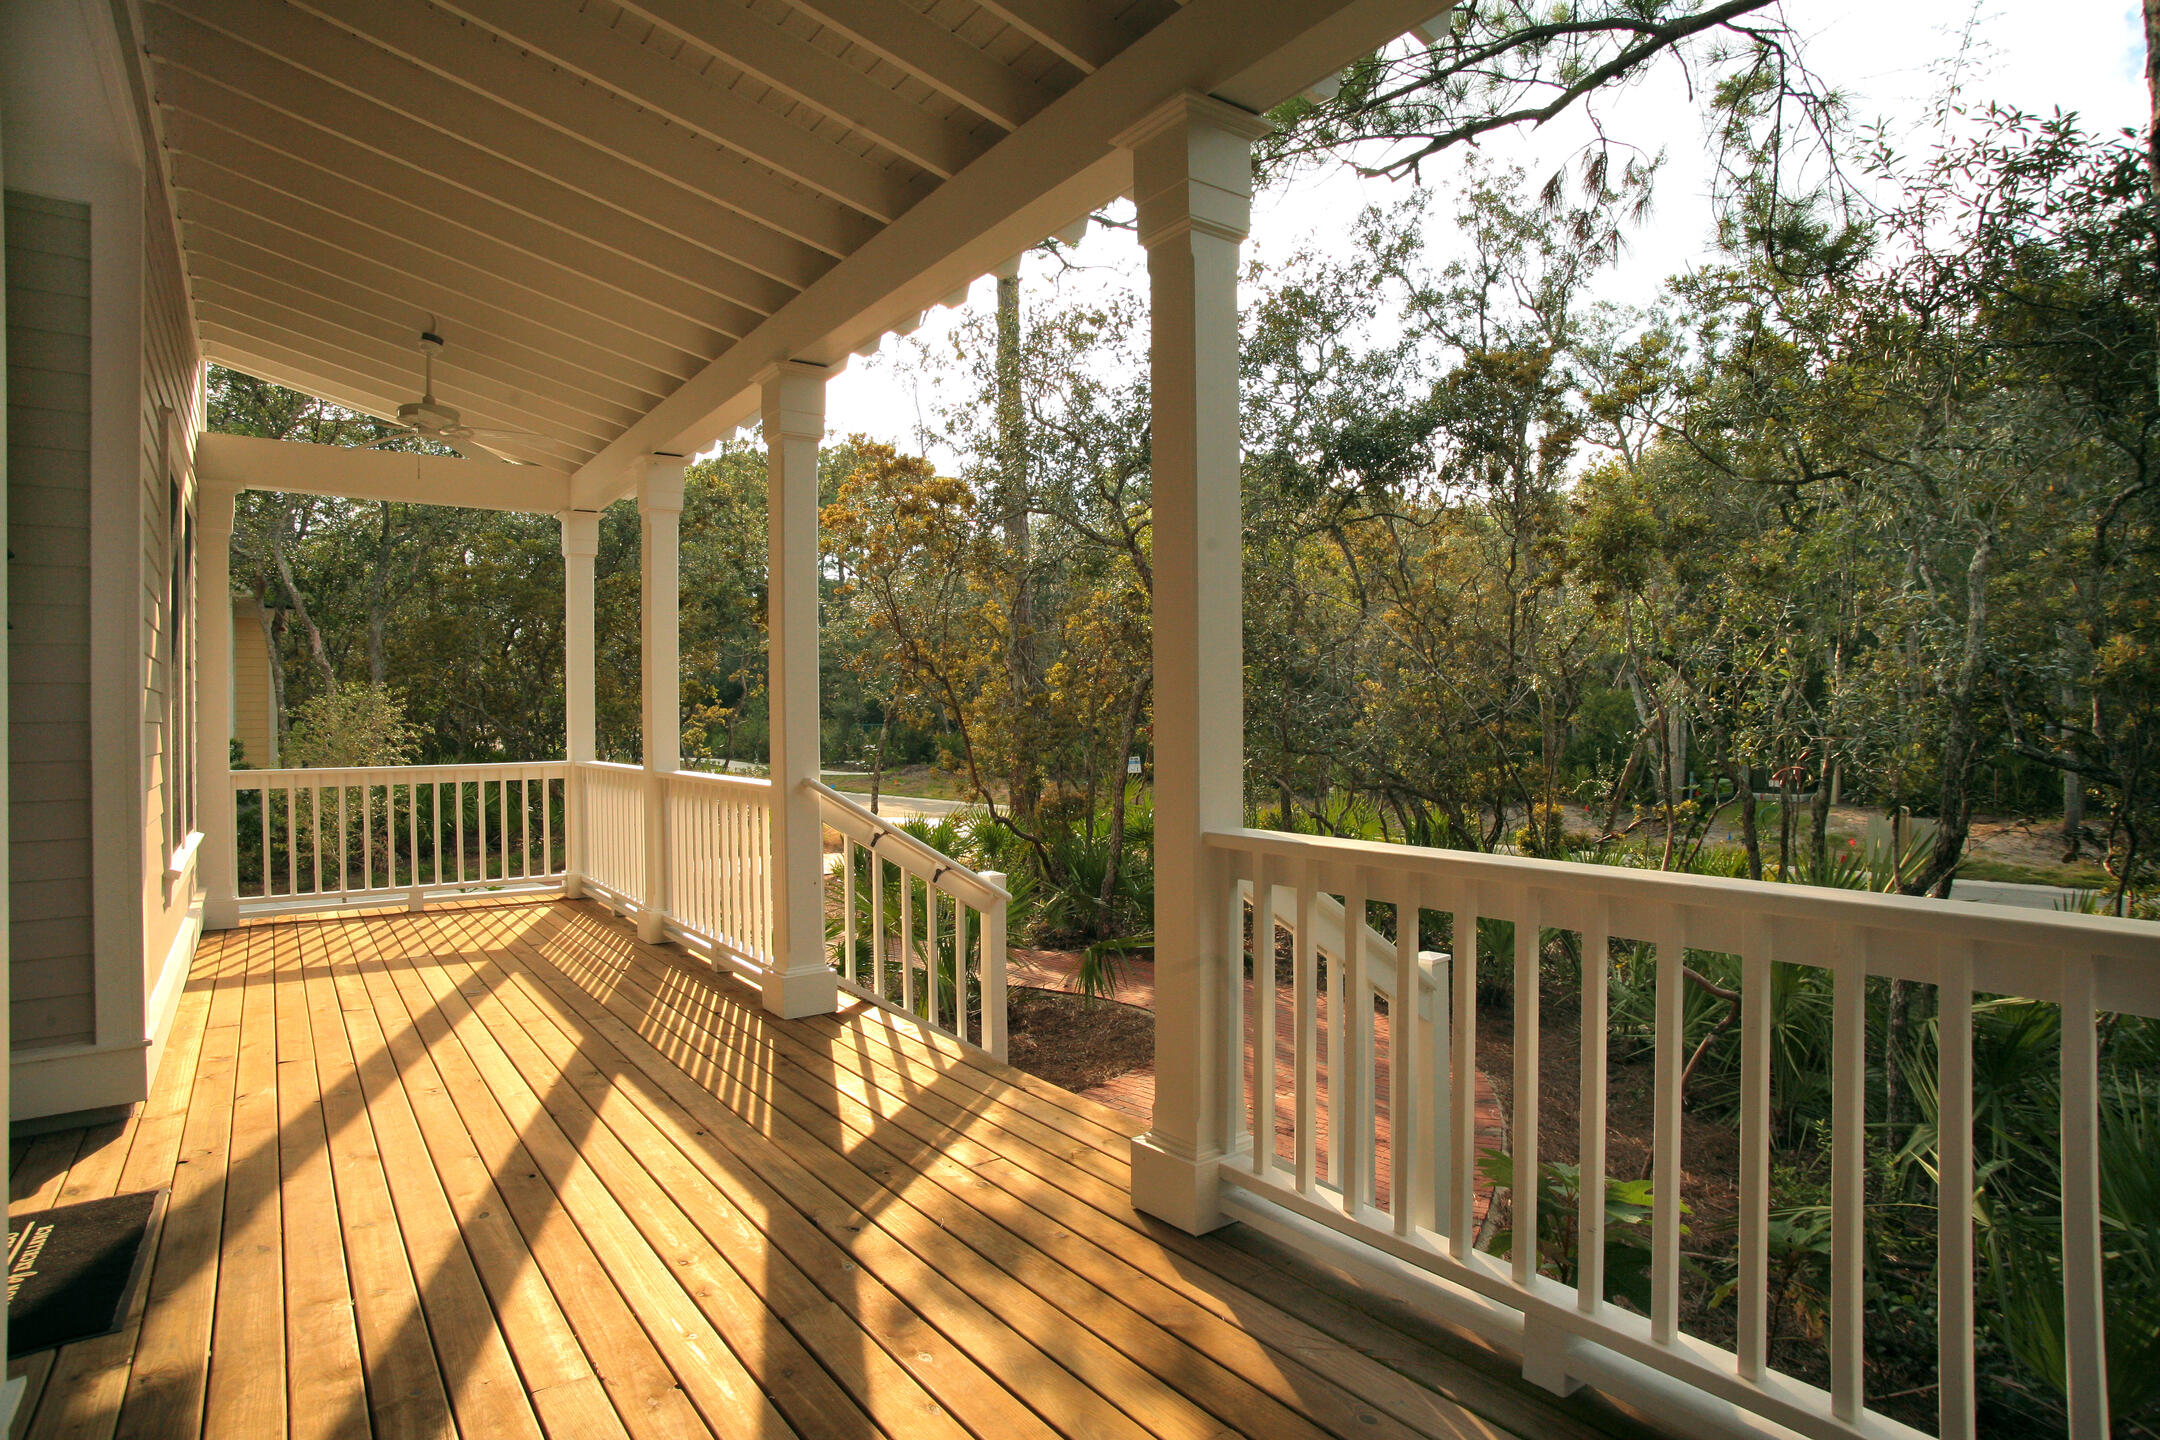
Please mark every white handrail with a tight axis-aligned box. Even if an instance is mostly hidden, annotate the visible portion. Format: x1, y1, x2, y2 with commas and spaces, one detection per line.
1208, 824, 2159, 1440
813, 780, 1009, 1060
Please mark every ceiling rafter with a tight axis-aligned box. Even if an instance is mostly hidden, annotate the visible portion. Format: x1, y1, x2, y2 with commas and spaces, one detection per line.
281, 0, 873, 261
176, 194, 707, 387
190, 277, 642, 436
616, 0, 988, 177
777, 0, 1057, 129
202, 331, 585, 467
163, 109, 769, 336
152, 0, 836, 296
962, 0, 1137, 73
196, 301, 617, 453
188, 248, 667, 416
430, 0, 929, 222
165, 135, 768, 346
171, 172, 728, 367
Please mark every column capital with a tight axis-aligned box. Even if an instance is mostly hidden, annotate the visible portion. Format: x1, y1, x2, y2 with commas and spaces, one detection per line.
759, 360, 829, 442
558, 508, 601, 558
639, 454, 686, 515
1115, 92, 1271, 249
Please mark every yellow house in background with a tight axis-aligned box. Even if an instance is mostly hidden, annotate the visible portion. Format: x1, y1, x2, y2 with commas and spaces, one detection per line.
228, 598, 274, 769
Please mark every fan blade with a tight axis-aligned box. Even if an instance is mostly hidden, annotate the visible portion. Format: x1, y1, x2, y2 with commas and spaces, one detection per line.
356, 428, 422, 450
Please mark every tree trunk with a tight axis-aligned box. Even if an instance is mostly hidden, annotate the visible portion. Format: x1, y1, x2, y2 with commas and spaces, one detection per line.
1727, 741, 1762, 881
267, 497, 336, 693
1810, 739, 1832, 878
1097, 676, 1151, 926
1910, 536, 1993, 897
993, 269, 1041, 826
868, 704, 891, 816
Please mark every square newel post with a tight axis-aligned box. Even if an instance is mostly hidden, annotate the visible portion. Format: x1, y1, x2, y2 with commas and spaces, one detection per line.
761, 361, 838, 1018
638, 458, 685, 943
1120, 92, 1269, 1234
197, 479, 240, 930
560, 509, 600, 897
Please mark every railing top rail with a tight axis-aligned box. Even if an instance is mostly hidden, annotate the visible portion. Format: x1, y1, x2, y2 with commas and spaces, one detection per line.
1207, 825, 2160, 961
809, 779, 1009, 908
233, 760, 570, 784
666, 768, 775, 796
573, 760, 650, 777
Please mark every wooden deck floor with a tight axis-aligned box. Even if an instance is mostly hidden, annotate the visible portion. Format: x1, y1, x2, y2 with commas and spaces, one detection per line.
7, 899, 1658, 1440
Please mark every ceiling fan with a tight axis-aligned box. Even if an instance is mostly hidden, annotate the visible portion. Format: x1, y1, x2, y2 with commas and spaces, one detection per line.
360, 328, 548, 464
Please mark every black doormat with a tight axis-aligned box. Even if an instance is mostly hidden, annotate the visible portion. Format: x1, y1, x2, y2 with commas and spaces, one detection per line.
7, 1189, 165, 1358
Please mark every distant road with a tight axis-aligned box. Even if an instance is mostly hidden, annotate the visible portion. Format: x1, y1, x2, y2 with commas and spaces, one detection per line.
826, 790, 971, 821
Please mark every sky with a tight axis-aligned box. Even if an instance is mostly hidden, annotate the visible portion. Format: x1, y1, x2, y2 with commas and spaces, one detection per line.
756, 0, 2150, 463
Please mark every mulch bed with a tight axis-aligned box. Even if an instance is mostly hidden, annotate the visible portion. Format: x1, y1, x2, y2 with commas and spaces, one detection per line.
1002, 986, 1155, 1095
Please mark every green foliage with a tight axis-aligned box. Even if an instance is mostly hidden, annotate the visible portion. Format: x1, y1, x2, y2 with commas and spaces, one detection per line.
281, 684, 420, 768
1479, 1152, 1665, 1312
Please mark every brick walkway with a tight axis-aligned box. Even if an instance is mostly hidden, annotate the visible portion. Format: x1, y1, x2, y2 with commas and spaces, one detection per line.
1010, 950, 1506, 1222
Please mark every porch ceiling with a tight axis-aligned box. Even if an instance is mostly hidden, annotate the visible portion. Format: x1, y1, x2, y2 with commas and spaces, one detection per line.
142, 0, 1447, 504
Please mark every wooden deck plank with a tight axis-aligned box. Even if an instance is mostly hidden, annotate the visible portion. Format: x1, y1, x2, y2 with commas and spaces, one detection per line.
15, 900, 1659, 1440
297, 919, 462, 1440
499, 920, 1471, 1440
205, 924, 290, 1440
424, 919, 1108, 1440
365, 921, 798, 1440
107, 924, 255, 1440
9, 1131, 86, 1213
356, 932, 714, 1440
269, 915, 372, 1440
397, 915, 984, 1440
345, 921, 607, 1412
331, 934, 546, 1440
16, 932, 227, 1440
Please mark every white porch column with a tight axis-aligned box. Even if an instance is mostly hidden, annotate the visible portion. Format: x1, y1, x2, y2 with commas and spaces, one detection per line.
560, 509, 600, 897
1119, 93, 1268, 1234
638, 459, 685, 943
197, 480, 240, 930
761, 361, 837, 1018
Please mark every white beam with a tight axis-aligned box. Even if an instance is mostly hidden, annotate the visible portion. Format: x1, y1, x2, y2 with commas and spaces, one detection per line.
637, 459, 685, 944
196, 431, 572, 512
430, 0, 926, 222
760, 362, 837, 1019
618, 0, 988, 177
571, 0, 1451, 507
1123, 92, 1269, 1236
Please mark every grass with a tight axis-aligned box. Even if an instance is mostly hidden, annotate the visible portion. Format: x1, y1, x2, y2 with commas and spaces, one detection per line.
1954, 854, 2114, 888
822, 763, 978, 803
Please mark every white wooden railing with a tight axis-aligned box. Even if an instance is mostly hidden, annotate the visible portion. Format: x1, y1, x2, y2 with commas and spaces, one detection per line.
814, 782, 1009, 1061
660, 768, 774, 972
227, 759, 1010, 1053
1207, 826, 2160, 1440
574, 760, 647, 905
229, 762, 568, 916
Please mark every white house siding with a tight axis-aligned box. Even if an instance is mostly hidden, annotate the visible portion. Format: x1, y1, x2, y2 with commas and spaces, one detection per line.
133, 160, 203, 1043
4, 191, 97, 1051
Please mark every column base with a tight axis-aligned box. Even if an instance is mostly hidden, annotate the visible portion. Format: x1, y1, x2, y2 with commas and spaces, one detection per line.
204, 895, 240, 931
563, 873, 585, 900
1130, 1132, 1234, 1234
762, 965, 837, 1019
636, 909, 665, 944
